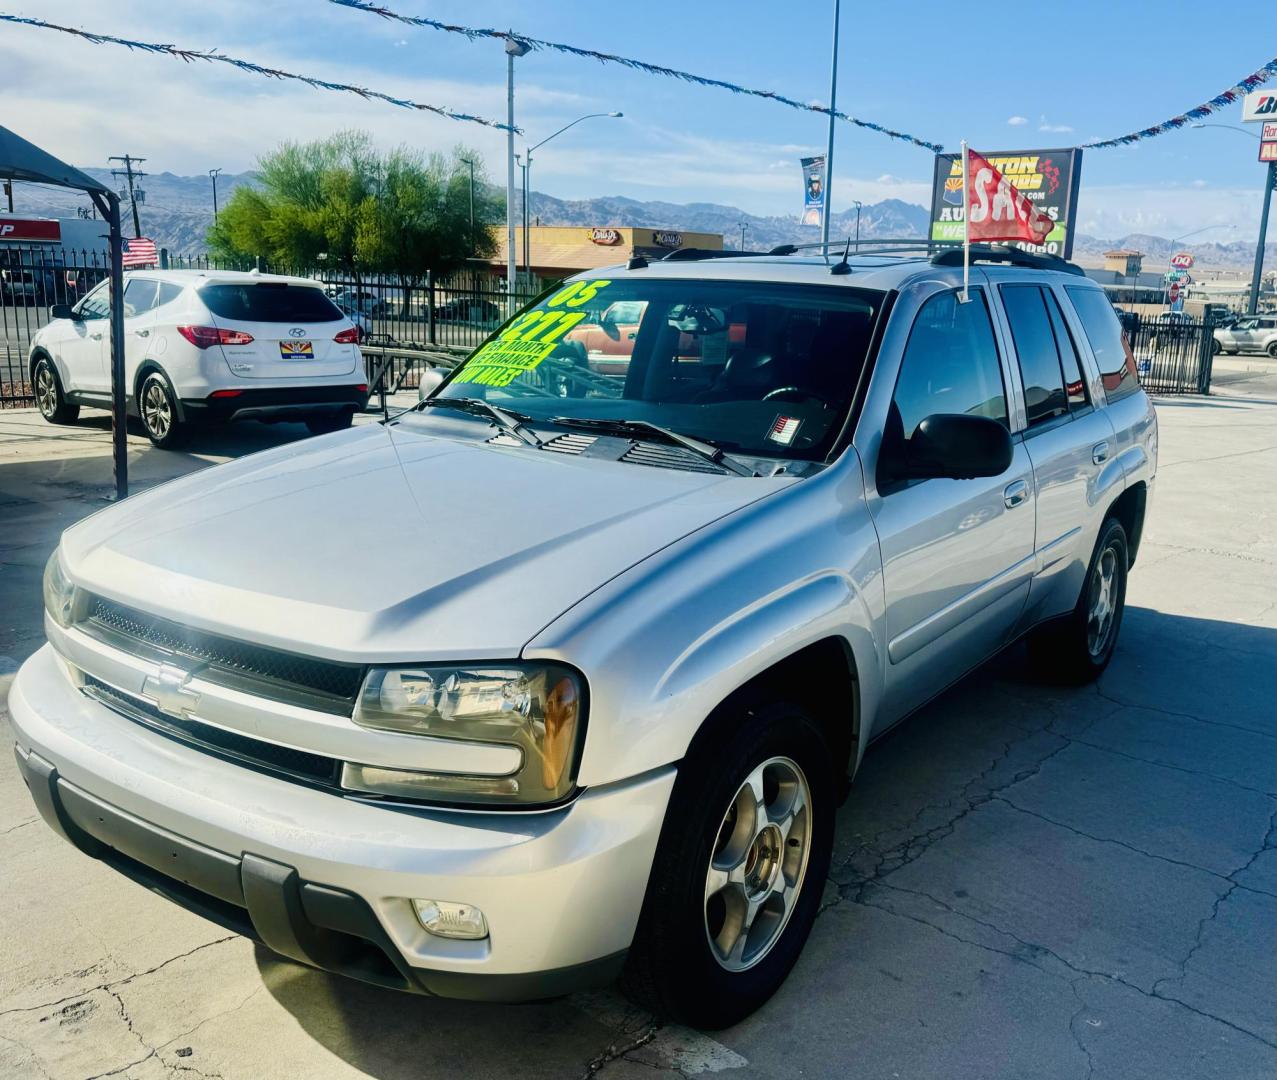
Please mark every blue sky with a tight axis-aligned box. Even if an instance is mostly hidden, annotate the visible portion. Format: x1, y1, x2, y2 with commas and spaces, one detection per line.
5, 0, 1275, 239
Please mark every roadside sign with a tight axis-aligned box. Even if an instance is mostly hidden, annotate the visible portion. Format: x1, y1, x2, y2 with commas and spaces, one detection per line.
1264, 122, 1277, 140
1260, 141, 1277, 163
1170, 252, 1195, 269
1243, 90, 1277, 122
1168, 282, 1181, 302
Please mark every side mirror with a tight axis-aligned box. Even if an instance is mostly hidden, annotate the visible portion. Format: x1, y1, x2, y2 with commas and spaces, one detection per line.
599, 305, 621, 340
903, 413, 1012, 480
50, 303, 78, 321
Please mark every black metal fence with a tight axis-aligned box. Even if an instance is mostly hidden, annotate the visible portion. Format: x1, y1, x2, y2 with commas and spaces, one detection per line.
0, 243, 549, 408
1122, 314, 1218, 395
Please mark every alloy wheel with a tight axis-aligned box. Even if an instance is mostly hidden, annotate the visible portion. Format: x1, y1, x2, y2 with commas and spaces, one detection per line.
1087, 545, 1119, 657
142, 379, 171, 439
704, 756, 812, 972
35, 363, 57, 417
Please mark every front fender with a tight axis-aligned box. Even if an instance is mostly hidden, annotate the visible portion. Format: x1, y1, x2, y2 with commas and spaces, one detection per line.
525, 459, 885, 789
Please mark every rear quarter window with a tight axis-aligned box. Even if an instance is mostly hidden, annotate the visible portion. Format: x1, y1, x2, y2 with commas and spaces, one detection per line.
1065, 286, 1141, 403
199, 283, 343, 323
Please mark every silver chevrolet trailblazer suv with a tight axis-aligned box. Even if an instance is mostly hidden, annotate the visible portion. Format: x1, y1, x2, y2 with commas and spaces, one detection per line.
11, 244, 1156, 1028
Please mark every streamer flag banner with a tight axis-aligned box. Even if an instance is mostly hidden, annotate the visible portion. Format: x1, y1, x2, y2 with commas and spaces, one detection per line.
800, 156, 825, 227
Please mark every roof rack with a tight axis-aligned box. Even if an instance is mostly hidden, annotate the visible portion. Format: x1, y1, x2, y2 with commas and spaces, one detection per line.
767, 237, 936, 256
930, 244, 1085, 277
660, 247, 768, 262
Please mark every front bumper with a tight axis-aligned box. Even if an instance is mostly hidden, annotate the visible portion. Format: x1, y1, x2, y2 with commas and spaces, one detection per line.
9, 645, 674, 1000
181, 384, 369, 423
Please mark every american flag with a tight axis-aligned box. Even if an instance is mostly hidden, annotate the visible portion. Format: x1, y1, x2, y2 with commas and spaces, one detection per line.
121, 237, 158, 268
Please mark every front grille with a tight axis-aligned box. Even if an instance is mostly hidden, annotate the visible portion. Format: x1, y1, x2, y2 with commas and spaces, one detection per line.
83, 595, 366, 715
83, 675, 343, 789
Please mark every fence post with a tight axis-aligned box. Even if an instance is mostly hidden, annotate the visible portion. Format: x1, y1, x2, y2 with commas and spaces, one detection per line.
427, 270, 436, 346
159, 247, 169, 270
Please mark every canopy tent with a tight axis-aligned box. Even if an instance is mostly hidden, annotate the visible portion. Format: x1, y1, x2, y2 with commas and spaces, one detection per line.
0, 124, 129, 498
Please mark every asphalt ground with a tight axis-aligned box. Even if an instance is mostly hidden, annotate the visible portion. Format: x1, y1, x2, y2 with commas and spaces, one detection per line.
0, 365, 1274, 1079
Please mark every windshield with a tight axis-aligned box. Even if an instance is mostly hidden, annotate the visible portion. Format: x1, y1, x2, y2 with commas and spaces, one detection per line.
199, 283, 343, 323
432, 277, 882, 460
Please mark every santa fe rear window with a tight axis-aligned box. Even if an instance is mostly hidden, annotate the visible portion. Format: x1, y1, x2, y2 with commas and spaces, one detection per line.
199, 283, 343, 323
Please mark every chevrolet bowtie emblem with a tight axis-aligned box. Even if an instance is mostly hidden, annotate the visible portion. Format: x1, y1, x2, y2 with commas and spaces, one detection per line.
141, 663, 200, 720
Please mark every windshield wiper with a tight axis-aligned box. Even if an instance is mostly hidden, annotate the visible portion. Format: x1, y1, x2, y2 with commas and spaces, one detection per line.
550, 416, 754, 477
420, 397, 543, 448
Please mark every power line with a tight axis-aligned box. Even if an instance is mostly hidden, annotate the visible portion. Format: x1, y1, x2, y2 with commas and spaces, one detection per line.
0, 12, 515, 132
325, 0, 945, 152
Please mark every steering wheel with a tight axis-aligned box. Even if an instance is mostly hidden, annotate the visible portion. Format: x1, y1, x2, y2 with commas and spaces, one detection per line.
762, 386, 825, 405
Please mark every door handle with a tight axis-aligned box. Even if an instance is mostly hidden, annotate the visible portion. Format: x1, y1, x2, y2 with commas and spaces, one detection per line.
1003, 479, 1029, 509
89, 332, 102, 340
134, 329, 150, 338
1092, 441, 1110, 465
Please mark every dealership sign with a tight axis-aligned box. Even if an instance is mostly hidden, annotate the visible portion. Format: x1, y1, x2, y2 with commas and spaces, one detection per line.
0, 217, 62, 242
1169, 252, 1195, 269
929, 148, 1083, 258
587, 227, 622, 245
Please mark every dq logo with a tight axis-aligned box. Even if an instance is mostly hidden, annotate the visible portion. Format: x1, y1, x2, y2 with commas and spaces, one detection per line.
1170, 253, 1195, 270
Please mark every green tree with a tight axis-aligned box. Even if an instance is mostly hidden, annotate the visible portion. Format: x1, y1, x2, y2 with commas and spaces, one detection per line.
208, 133, 500, 307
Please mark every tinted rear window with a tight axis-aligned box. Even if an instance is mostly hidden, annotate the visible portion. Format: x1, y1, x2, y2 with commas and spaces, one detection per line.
199, 283, 342, 323
1065, 286, 1141, 403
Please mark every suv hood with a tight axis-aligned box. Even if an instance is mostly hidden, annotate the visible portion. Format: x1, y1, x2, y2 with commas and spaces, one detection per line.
61, 423, 789, 662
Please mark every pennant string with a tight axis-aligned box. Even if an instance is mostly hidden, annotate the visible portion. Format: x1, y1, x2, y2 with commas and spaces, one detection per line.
325, 0, 946, 153
0, 13, 516, 132
1081, 57, 1277, 148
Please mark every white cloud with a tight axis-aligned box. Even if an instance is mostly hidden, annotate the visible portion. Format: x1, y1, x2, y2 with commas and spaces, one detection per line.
1038, 116, 1074, 133
1007, 115, 1029, 126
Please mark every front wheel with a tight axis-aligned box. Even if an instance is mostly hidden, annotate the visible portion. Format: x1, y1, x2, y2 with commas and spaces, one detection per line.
1266, 341, 1277, 359
1028, 517, 1129, 683
139, 372, 185, 448
33, 357, 79, 424
623, 701, 834, 1028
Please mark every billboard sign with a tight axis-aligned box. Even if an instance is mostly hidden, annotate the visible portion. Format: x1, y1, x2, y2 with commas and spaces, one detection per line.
1242, 90, 1277, 122
800, 156, 825, 227
1260, 141, 1277, 163
929, 148, 1083, 258
0, 217, 62, 242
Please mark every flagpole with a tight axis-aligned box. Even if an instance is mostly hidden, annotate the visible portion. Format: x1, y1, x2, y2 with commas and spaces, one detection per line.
961, 139, 970, 303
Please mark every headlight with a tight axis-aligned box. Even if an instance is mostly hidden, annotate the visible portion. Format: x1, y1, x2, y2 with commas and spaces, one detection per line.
42, 549, 79, 628
347, 663, 585, 806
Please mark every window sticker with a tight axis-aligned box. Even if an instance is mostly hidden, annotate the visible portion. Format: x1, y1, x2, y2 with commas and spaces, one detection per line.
453, 281, 611, 386
768, 415, 802, 445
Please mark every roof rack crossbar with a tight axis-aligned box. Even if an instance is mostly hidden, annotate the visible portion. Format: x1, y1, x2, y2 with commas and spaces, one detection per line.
930, 244, 1085, 277
768, 237, 941, 255
661, 247, 771, 262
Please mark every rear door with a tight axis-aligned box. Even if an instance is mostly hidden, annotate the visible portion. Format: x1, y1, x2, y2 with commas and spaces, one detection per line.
197, 281, 359, 380
120, 277, 160, 386
61, 279, 111, 393
995, 281, 1122, 628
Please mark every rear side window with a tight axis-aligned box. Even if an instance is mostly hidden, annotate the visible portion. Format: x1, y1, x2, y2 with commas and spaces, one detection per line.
1044, 291, 1089, 410
199, 283, 342, 323
1065, 287, 1140, 402
1000, 285, 1066, 427
122, 278, 158, 318
155, 281, 184, 308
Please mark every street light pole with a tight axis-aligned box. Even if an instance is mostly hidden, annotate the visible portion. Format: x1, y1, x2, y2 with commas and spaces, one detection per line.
505, 36, 530, 305
738, 222, 748, 250
209, 168, 222, 224
853, 199, 862, 251
820, 0, 840, 251
1250, 164, 1275, 315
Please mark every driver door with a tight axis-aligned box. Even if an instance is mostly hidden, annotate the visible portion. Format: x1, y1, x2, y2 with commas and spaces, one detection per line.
861, 284, 1036, 726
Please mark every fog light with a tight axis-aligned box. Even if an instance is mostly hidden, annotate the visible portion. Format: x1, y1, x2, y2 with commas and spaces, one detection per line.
413, 899, 488, 940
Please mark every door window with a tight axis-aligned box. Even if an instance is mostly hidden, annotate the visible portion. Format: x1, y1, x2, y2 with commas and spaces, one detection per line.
1001, 285, 1066, 427
1044, 290, 1089, 410
122, 278, 159, 318
76, 281, 110, 320
1065, 286, 1140, 402
154, 281, 185, 309
886, 288, 1008, 457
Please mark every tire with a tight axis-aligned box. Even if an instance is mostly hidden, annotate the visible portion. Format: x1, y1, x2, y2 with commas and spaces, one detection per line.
623, 700, 835, 1029
138, 371, 185, 448
305, 411, 355, 435
1266, 341, 1277, 359
1211, 339, 1222, 355
1027, 517, 1129, 684
32, 356, 79, 425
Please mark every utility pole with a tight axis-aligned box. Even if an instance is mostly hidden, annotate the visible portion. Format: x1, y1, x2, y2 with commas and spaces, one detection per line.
738, 222, 748, 250
853, 199, 862, 251
459, 156, 476, 254
820, 0, 841, 251
108, 154, 146, 238
209, 168, 222, 223
1249, 162, 1275, 315
505, 36, 530, 302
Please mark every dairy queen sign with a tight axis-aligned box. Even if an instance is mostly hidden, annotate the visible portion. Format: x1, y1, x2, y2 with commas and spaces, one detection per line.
587, 228, 622, 245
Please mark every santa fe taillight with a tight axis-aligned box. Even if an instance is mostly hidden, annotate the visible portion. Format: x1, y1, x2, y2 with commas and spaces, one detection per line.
334, 326, 360, 344
177, 325, 255, 349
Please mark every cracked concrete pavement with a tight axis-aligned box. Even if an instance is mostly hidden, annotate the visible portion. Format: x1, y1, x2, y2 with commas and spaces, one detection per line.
1, 371, 1274, 1079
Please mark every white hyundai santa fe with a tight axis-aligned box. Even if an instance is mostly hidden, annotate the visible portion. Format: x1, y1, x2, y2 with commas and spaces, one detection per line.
29, 269, 369, 446
11, 246, 1156, 1027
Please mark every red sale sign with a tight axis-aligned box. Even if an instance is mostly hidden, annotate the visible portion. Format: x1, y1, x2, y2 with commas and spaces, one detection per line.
965, 149, 1053, 245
